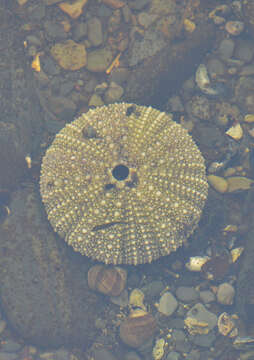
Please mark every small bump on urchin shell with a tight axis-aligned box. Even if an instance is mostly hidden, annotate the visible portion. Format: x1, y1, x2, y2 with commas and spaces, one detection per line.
40, 103, 208, 265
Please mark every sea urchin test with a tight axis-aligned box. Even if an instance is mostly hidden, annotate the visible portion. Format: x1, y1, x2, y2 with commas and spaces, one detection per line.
40, 103, 208, 265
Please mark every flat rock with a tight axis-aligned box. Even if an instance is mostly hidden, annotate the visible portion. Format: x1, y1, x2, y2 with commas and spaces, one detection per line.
0, 186, 105, 348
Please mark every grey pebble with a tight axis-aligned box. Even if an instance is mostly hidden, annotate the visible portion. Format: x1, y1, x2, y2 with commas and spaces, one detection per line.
128, 0, 151, 10
199, 290, 215, 304
26, 35, 42, 47
110, 289, 129, 307
186, 303, 217, 332
141, 280, 164, 299
86, 48, 113, 72
44, 20, 67, 40
0, 341, 23, 353
171, 329, 191, 353
234, 40, 254, 63
0, 353, 18, 360
175, 286, 199, 303
217, 282, 235, 305
166, 352, 181, 360
109, 67, 129, 85
124, 351, 142, 360
158, 291, 178, 316
207, 58, 225, 77
239, 64, 254, 76
87, 17, 103, 47
73, 23, 87, 41
218, 39, 235, 60
190, 331, 216, 348
104, 82, 124, 103
0, 320, 6, 334
93, 348, 117, 360
187, 95, 211, 121
42, 56, 60, 76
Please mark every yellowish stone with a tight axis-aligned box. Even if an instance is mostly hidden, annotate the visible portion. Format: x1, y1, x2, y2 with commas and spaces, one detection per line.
58, 0, 88, 19
50, 40, 86, 70
244, 114, 254, 123
226, 176, 254, 192
207, 175, 228, 193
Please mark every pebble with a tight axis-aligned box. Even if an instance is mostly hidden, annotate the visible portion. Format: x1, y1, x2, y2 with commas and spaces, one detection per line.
93, 348, 117, 360
129, 288, 146, 310
124, 352, 142, 360
225, 21, 244, 36
88, 93, 104, 107
0, 320, 6, 334
175, 286, 199, 303
50, 40, 87, 70
86, 48, 113, 72
207, 175, 228, 193
110, 289, 129, 307
226, 176, 254, 192
158, 291, 178, 316
0, 353, 18, 360
234, 40, 254, 63
166, 352, 181, 360
245, 114, 254, 123
207, 58, 225, 77
87, 17, 103, 46
188, 95, 211, 121
0, 341, 23, 353
104, 81, 124, 103
43, 20, 67, 40
218, 39, 235, 60
190, 331, 216, 348
185, 303, 218, 334
185, 255, 210, 272
141, 281, 164, 300
199, 290, 215, 304
73, 22, 87, 41
217, 282, 235, 305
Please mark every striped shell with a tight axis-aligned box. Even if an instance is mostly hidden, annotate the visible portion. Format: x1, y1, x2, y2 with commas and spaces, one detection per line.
40, 103, 208, 265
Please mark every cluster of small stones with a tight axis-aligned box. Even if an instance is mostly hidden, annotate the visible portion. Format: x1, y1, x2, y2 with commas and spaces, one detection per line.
40, 103, 208, 265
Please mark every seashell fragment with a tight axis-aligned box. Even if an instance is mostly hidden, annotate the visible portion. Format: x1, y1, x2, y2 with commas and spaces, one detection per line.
226, 123, 243, 140
230, 247, 244, 263
217, 312, 238, 337
195, 64, 222, 96
226, 176, 254, 192
88, 265, 127, 296
119, 309, 157, 348
129, 288, 146, 310
152, 338, 165, 360
185, 256, 210, 272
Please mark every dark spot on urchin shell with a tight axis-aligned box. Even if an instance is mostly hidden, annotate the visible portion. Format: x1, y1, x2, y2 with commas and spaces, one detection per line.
126, 171, 139, 188
92, 221, 127, 231
126, 105, 136, 116
126, 105, 141, 117
104, 183, 115, 191
112, 164, 129, 181
82, 125, 98, 139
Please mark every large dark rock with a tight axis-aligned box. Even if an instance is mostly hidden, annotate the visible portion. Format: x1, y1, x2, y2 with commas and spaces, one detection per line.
0, 186, 105, 348
123, 18, 216, 108
243, 0, 254, 38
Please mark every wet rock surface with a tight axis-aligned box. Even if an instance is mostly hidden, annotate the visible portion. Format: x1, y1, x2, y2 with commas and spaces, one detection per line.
0, 186, 104, 348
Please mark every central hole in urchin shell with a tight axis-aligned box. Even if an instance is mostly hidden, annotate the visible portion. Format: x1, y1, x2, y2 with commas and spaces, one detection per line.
112, 164, 129, 181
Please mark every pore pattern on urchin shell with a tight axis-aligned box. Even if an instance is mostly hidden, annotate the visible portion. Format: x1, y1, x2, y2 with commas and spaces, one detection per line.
40, 103, 208, 265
